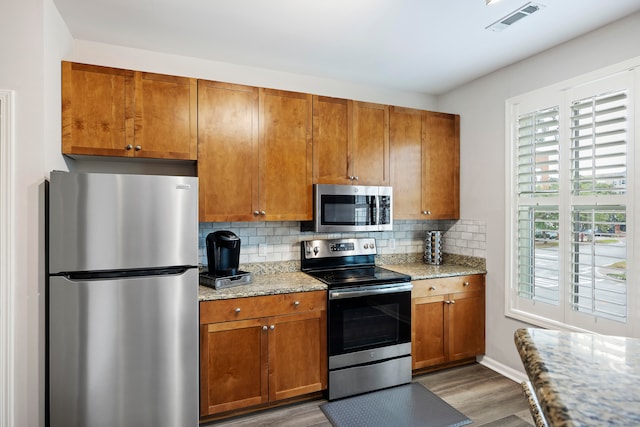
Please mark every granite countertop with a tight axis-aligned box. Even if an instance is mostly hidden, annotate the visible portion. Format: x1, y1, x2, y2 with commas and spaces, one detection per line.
514, 328, 640, 426
380, 262, 485, 280
198, 271, 326, 301
199, 255, 486, 302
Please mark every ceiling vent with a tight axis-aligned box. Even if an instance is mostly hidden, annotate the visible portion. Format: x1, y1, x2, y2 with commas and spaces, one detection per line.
486, 2, 545, 32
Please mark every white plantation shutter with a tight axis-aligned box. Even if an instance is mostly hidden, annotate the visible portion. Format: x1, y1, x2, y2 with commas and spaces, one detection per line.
516, 106, 561, 307
517, 107, 560, 197
570, 90, 627, 195
507, 67, 636, 335
517, 206, 559, 304
570, 206, 627, 323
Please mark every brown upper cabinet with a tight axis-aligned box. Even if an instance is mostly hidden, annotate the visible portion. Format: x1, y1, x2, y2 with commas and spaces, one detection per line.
312, 97, 389, 186
198, 82, 313, 222
390, 107, 460, 220
61, 61, 197, 160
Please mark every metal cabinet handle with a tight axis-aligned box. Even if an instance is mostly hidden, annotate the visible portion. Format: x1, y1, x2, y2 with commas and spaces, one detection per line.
235, 308, 241, 313
422, 211, 432, 215
260, 211, 266, 216
293, 301, 300, 306
429, 286, 436, 291
354, 176, 358, 181
269, 325, 275, 330
450, 300, 456, 304
463, 282, 470, 287
262, 325, 268, 331
125, 144, 133, 150
134, 145, 142, 151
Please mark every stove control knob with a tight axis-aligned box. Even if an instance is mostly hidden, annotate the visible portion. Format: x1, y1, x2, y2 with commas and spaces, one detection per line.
370, 243, 375, 249
313, 246, 319, 255
363, 243, 369, 249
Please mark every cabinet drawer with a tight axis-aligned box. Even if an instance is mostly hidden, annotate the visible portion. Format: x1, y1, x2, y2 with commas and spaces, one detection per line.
200, 290, 326, 324
412, 274, 484, 299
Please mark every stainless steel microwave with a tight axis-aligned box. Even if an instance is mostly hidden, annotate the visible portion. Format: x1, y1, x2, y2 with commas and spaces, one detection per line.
302, 184, 393, 233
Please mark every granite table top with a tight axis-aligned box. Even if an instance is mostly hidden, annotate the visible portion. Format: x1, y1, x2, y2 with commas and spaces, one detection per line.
199, 261, 486, 302
514, 328, 640, 426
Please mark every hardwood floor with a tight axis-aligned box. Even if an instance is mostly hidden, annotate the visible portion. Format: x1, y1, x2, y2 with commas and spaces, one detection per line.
202, 363, 534, 426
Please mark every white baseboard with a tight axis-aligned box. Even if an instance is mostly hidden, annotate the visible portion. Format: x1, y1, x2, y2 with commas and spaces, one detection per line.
477, 355, 528, 383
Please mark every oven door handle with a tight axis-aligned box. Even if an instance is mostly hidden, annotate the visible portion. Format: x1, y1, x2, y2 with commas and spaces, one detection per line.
329, 283, 413, 300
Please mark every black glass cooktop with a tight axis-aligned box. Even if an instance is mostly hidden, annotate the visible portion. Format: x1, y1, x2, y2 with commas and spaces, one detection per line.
306, 266, 410, 288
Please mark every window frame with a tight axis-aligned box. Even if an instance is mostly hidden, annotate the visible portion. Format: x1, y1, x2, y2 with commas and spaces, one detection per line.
505, 58, 640, 337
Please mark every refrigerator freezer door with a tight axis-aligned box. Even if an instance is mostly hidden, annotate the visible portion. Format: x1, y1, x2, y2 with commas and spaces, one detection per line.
49, 269, 199, 427
49, 171, 198, 273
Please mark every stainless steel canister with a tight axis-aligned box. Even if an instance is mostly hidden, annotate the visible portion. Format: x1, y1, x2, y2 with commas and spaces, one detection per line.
424, 231, 443, 265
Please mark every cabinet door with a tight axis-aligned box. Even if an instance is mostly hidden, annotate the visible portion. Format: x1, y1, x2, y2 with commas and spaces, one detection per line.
352, 101, 390, 185
197, 80, 259, 222
61, 61, 134, 156
312, 96, 352, 185
423, 112, 460, 219
412, 295, 447, 369
390, 106, 424, 219
200, 319, 268, 416
259, 89, 313, 220
268, 310, 327, 401
134, 72, 197, 160
448, 288, 485, 361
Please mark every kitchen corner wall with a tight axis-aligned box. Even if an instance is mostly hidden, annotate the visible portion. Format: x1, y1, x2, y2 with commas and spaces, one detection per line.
198, 219, 486, 267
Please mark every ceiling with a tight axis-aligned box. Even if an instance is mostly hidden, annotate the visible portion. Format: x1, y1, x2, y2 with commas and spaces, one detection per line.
52, 0, 640, 95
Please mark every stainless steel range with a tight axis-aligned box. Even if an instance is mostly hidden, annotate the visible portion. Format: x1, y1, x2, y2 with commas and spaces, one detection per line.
301, 237, 412, 400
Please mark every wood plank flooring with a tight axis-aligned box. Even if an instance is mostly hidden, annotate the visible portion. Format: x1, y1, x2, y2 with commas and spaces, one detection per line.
202, 363, 534, 426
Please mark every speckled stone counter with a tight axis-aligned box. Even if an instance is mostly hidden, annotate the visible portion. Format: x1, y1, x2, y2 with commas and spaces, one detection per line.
380, 262, 485, 280
198, 271, 326, 301
198, 254, 486, 301
514, 328, 640, 426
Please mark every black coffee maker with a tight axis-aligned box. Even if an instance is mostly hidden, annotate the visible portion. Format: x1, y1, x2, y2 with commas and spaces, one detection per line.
206, 230, 241, 277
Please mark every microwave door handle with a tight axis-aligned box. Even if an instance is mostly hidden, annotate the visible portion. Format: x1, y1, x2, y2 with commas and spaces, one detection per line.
372, 195, 378, 225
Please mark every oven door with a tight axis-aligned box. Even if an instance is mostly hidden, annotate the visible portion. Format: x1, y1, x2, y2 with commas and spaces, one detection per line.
328, 283, 412, 360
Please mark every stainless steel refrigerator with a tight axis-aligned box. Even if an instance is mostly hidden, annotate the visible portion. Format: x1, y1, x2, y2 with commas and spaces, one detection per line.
47, 171, 199, 427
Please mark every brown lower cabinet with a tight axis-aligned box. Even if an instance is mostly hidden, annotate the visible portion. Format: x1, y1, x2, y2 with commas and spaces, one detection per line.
199, 291, 327, 418
411, 274, 485, 370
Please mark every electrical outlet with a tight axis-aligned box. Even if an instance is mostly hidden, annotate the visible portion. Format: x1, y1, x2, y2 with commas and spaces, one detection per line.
259, 243, 267, 257
389, 238, 396, 250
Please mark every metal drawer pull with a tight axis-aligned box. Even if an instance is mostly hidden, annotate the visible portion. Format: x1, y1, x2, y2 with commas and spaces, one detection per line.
463, 282, 470, 287
429, 286, 436, 291
270, 325, 275, 330
235, 308, 241, 313
125, 144, 133, 150
262, 325, 268, 331
134, 145, 142, 151
293, 301, 300, 306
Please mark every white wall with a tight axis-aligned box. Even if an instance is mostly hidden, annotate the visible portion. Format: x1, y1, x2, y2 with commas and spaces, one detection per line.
438, 11, 640, 373
0, 1, 72, 426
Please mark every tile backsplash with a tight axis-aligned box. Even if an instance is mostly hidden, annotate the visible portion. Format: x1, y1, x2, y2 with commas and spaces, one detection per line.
198, 219, 486, 267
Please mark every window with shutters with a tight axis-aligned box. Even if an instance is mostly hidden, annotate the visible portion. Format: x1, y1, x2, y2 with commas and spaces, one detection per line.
506, 63, 638, 336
